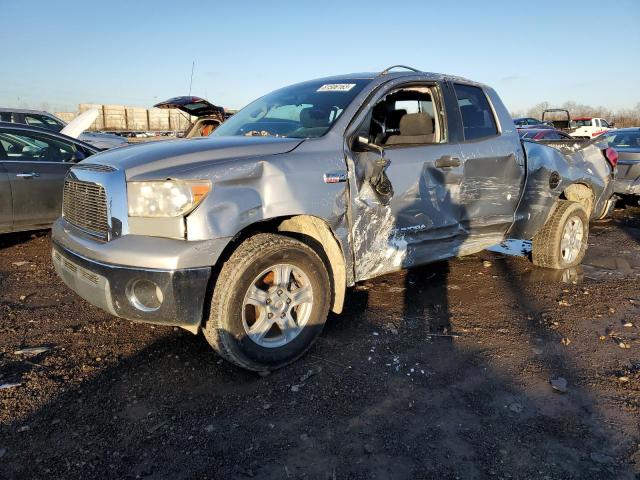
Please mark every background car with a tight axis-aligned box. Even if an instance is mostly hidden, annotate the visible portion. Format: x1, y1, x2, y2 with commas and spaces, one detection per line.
0, 108, 128, 149
606, 128, 640, 202
514, 117, 545, 127
0, 122, 98, 233
153, 96, 227, 138
518, 128, 575, 140
572, 117, 614, 138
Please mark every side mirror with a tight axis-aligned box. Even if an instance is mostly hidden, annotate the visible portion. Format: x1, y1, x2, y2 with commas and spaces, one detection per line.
352, 135, 384, 155
352, 135, 370, 150
70, 150, 86, 162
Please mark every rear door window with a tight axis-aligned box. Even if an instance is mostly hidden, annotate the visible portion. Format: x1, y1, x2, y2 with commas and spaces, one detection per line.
453, 84, 498, 141
25, 114, 65, 132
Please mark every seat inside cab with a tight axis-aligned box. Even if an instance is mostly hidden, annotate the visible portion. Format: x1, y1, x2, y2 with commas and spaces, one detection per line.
366, 86, 442, 146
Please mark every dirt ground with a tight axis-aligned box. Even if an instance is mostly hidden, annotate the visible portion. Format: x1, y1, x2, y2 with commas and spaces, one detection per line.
1, 207, 639, 480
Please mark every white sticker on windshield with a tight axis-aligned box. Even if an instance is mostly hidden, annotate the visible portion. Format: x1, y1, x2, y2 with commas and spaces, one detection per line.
317, 83, 356, 92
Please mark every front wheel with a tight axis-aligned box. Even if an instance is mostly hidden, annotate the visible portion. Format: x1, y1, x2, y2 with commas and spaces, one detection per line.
532, 200, 589, 269
203, 233, 331, 372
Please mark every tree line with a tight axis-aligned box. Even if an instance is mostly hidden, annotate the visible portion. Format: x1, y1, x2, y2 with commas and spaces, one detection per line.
510, 101, 640, 128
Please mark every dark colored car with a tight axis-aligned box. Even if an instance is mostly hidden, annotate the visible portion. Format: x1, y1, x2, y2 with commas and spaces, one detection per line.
0, 108, 128, 149
606, 128, 640, 199
514, 117, 545, 127
0, 122, 98, 233
518, 128, 574, 140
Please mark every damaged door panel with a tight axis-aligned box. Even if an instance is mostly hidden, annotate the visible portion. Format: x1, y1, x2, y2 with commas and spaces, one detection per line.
349, 142, 470, 281
450, 84, 526, 249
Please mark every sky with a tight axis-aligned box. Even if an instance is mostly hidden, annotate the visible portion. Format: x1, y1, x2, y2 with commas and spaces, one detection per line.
1, 0, 638, 115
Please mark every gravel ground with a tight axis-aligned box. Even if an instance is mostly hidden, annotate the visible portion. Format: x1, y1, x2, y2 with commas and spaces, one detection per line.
1, 207, 639, 479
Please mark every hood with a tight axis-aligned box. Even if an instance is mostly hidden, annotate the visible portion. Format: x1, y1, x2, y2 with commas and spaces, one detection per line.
79, 131, 128, 150
60, 108, 99, 138
87, 136, 303, 179
154, 96, 225, 118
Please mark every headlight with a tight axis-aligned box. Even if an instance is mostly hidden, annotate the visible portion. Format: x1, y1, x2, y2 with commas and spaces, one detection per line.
127, 180, 211, 217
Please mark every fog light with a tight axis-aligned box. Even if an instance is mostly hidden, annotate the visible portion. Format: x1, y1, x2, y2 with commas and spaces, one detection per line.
127, 279, 163, 312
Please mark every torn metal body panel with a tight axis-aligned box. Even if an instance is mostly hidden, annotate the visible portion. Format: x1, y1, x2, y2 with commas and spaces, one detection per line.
51, 70, 615, 333
508, 137, 613, 239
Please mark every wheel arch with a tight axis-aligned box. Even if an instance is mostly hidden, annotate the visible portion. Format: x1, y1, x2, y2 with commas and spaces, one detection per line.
212, 214, 347, 315
561, 182, 595, 216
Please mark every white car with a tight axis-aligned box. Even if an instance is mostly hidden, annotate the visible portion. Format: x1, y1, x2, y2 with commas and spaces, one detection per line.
570, 117, 614, 139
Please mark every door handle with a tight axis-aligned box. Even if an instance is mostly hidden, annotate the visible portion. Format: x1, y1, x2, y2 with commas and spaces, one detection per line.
435, 156, 461, 168
16, 172, 40, 179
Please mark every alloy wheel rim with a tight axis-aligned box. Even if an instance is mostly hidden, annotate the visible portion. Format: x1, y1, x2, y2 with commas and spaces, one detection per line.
242, 264, 313, 348
560, 216, 584, 263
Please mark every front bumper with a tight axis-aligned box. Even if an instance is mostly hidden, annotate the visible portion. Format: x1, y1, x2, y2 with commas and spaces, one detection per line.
52, 241, 211, 331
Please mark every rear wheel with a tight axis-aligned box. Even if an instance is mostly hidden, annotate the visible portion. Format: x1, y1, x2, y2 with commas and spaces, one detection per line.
532, 200, 589, 269
203, 233, 330, 372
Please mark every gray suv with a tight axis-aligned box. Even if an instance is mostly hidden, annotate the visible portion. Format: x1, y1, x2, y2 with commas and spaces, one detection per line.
52, 67, 615, 371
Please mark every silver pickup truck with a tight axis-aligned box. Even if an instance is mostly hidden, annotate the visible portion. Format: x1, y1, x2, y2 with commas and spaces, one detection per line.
52, 67, 616, 371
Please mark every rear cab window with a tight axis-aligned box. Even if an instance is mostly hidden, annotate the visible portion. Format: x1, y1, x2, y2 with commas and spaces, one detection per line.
453, 84, 498, 141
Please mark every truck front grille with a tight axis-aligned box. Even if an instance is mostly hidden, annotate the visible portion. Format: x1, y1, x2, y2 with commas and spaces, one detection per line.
62, 179, 109, 240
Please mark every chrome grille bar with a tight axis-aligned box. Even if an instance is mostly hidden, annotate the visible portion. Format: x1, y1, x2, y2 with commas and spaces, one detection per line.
62, 179, 109, 240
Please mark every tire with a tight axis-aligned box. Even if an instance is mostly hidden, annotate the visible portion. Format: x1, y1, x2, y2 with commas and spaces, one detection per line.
532, 200, 589, 269
203, 233, 331, 372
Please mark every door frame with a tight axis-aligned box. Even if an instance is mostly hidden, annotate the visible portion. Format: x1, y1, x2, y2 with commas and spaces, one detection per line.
342, 77, 463, 280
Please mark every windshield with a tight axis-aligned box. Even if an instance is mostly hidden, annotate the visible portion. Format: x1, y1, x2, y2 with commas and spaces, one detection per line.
605, 131, 640, 148
211, 79, 370, 139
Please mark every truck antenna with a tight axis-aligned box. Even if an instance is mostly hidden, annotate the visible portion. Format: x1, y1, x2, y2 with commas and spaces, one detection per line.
188, 60, 195, 96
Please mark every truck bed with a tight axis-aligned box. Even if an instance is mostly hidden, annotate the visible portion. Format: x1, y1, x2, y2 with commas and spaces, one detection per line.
535, 138, 595, 153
